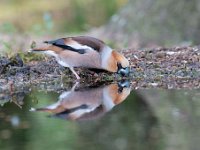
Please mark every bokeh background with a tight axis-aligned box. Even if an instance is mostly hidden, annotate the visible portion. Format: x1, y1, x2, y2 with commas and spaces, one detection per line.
0, 0, 126, 34
1, 1, 200, 150
1, 0, 200, 54
0, 0, 128, 55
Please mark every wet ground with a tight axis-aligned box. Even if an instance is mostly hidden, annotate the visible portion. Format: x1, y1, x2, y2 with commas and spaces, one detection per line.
0, 46, 200, 92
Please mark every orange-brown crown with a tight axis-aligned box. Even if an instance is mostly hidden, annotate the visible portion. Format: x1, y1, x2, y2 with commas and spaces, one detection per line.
106, 51, 129, 72
107, 83, 130, 105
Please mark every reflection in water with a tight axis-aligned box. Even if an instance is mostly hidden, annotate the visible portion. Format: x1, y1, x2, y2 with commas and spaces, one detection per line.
31, 81, 131, 121
1, 83, 200, 150
76, 90, 160, 150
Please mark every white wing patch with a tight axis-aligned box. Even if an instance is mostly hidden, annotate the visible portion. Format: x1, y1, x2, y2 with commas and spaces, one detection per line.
67, 41, 93, 51
69, 106, 97, 118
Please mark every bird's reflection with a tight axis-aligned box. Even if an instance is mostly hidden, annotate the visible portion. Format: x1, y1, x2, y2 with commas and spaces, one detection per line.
31, 80, 131, 121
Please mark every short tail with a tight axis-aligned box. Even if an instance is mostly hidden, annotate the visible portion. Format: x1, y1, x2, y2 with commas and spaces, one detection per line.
29, 46, 50, 52
29, 107, 52, 112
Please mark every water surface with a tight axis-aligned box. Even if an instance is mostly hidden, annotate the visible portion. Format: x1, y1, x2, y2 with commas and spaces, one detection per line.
0, 81, 200, 150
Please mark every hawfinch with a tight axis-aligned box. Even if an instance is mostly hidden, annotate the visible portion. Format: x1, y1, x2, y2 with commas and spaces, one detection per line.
30, 81, 130, 121
30, 36, 130, 79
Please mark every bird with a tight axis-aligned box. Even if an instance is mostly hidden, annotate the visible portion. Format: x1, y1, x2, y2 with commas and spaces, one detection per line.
30, 80, 130, 121
30, 36, 130, 79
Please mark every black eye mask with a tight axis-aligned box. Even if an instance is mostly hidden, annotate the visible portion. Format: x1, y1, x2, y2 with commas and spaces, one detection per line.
117, 62, 123, 70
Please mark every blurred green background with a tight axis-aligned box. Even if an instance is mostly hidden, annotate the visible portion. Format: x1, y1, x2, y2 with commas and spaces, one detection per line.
0, 0, 127, 35
1, 1, 200, 150
1, 0, 200, 53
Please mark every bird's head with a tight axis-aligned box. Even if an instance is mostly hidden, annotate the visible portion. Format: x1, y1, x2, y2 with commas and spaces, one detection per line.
110, 51, 130, 77
106, 80, 131, 105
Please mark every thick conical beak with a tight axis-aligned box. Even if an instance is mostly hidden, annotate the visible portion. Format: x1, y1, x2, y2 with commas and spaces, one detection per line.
117, 80, 130, 93
117, 67, 130, 77
118, 80, 130, 88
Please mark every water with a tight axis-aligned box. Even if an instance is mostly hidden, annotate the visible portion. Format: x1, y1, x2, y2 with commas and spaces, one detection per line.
0, 81, 200, 150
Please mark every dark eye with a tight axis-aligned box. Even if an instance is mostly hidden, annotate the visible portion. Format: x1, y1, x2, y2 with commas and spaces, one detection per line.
117, 62, 123, 69
118, 87, 123, 93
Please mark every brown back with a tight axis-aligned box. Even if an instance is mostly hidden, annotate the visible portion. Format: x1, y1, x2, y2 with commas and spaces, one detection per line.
71, 36, 105, 52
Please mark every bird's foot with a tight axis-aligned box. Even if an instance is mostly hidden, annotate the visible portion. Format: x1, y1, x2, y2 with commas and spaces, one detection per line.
75, 75, 81, 80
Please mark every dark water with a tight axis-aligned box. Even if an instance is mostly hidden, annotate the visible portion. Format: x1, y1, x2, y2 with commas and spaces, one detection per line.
0, 81, 200, 150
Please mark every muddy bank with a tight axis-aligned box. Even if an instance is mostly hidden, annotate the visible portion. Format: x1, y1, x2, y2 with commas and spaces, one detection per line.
0, 46, 200, 92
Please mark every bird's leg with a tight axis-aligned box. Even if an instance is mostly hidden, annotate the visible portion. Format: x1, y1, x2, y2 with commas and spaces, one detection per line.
69, 67, 80, 80
71, 82, 79, 91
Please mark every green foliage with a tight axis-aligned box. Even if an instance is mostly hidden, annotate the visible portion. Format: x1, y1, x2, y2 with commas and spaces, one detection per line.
18, 52, 45, 63
0, 23, 17, 33
0, 0, 127, 34
0, 40, 13, 55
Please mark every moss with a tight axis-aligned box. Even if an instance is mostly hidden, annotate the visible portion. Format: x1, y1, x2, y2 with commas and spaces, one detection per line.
18, 52, 45, 63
